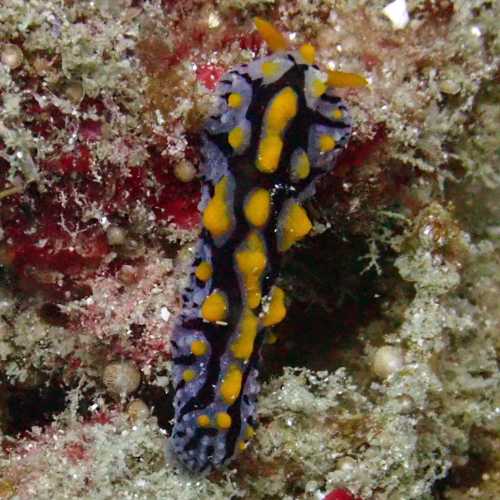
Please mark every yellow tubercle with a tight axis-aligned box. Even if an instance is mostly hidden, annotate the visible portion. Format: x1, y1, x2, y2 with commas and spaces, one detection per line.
291, 151, 310, 181
278, 202, 312, 252
299, 43, 316, 64
265, 87, 298, 135
197, 414, 210, 427
228, 92, 242, 108
220, 364, 243, 405
195, 261, 213, 282
216, 412, 232, 430
257, 135, 283, 173
319, 134, 336, 152
265, 331, 278, 344
256, 87, 298, 174
191, 339, 207, 356
237, 250, 267, 308
254, 17, 289, 52
244, 188, 271, 228
311, 78, 327, 97
261, 286, 287, 327
228, 126, 245, 150
245, 425, 255, 439
201, 291, 228, 322
332, 109, 343, 120
235, 232, 267, 308
327, 69, 368, 88
238, 440, 247, 451
182, 369, 196, 383
231, 307, 259, 360
261, 60, 280, 78
202, 176, 233, 239
246, 230, 266, 251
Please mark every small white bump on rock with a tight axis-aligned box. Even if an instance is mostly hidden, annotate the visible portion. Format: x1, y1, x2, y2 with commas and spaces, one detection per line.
336, 456, 356, 471
1, 44, 24, 69
160, 306, 171, 322
103, 361, 141, 397
65, 80, 85, 104
439, 79, 461, 95
106, 225, 127, 246
372, 345, 405, 378
396, 394, 415, 414
127, 399, 150, 422
174, 160, 196, 183
382, 0, 410, 30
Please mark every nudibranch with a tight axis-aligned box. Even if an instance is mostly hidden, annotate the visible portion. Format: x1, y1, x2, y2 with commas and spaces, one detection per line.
170, 18, 367, 472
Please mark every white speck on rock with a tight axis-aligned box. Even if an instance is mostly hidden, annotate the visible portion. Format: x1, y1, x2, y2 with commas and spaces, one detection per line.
372, 345, 405, 378
160, 306, 171, 322
382, 0, 410, 30
470, 26, 482, 37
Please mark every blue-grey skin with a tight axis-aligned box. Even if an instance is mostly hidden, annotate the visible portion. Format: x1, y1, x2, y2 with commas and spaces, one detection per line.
170, 51, 352, 473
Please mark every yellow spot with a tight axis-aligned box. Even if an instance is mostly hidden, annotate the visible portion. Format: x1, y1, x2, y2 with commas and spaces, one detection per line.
201, 291, 228, 322
238, 440, 247, 451
244, 188, 271, 228
182, 369, 196, 383
261, 286, 287, 326
231, 307, 259, 360
228, 126, 244, 150
254, 17, 289, 52
245, 425, 255, 439
291, 151, 310, 181
195, 261, 212, 282
202, 176, 232, 239
332, 109, 343, 120
197, 414, 210, 427
299, 43, 316, 64
235, 232, 267, 308
216, 412, 232, 429
311, 78, 327, 97
278, 202, 312, 252
228, 92, 242, 108
265, 87, 298, 135
327, 70, 368, 88
191, 340, 207, 356
257, 135, 283, 173
220, 364, 243, 405
265, 331, 278, 344
319, 134, 336, 152
262, 60, 280, 78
